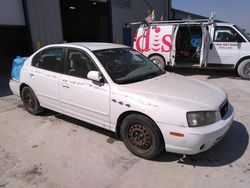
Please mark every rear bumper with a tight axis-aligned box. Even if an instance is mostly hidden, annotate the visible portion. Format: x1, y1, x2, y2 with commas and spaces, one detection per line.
157, 104, 234, 155
9, 78, 21, 96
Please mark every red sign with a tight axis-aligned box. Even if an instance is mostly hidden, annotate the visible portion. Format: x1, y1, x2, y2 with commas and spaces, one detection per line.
135, 27, 172, 53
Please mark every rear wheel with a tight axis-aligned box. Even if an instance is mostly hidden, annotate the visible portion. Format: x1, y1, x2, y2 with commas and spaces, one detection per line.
21, 86, 44, 115
120, 114, 164, 159
149, 55, 166, 70
237, 59, 250, 80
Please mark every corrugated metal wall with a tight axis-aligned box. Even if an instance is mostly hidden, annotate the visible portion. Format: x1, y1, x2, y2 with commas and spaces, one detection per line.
24, 0, 63, 51
0, 0, 25, 25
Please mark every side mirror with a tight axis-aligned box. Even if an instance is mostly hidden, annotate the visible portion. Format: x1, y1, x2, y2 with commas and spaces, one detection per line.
87, 71, 103, 82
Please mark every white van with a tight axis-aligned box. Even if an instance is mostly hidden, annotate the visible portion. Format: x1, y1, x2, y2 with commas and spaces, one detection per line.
133, 19, 250, 79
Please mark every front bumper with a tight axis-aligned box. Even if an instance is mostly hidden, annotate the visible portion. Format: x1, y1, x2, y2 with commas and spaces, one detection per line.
9, 78, 21, 96
157, 103, 234, 155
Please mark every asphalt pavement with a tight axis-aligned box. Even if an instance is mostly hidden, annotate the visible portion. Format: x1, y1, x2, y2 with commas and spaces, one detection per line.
0, 69, 249, 188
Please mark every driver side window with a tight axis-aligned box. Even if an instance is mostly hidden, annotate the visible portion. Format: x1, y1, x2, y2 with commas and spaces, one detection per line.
214, 26, 245, 42
65, 49, 98, 79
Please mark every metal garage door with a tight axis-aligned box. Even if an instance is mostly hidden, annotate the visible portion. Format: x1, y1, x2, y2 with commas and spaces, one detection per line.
0, 0, 25, 25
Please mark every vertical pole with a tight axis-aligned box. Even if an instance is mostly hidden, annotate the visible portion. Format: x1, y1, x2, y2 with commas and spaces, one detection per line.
107, 0, 113, 42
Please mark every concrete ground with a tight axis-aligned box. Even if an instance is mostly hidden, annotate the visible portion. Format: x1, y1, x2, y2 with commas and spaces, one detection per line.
0, 69, 249, 188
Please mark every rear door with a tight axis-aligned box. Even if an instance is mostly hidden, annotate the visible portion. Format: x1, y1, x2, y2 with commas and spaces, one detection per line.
199, 25, 210, 67
27, 47, 64, 111
170, 25, 179, 66
60, 48, 111, 129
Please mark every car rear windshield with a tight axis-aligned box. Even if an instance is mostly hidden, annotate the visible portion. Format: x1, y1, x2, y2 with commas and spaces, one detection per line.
93, 48, 165, 84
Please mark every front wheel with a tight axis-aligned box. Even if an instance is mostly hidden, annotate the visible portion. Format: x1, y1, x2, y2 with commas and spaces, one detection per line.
120, 114, 164, 159
21, 86, 44, 115
237, 59, 250, 80
149, 55, 166, 70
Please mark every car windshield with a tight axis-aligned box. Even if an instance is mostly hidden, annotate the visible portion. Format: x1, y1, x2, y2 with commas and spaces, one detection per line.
93, 48, 165, 84
234, 25, 250, 41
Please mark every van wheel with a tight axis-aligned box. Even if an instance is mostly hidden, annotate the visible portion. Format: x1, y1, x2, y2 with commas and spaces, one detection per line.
120, 114, 164, 159
149, 55, 166, 70
237, 59, 250, 80
21, 86, 44, 115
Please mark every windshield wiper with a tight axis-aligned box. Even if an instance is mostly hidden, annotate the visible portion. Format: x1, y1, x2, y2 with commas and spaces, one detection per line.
144, 70, 165, 79
116, 77, 146, 84
116, 71, 165, 84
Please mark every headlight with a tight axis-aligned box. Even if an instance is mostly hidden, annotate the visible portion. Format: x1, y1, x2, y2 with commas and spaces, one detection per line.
186, 111, 221, 127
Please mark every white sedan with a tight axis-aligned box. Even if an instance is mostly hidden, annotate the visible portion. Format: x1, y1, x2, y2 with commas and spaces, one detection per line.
9, 43, 234, 159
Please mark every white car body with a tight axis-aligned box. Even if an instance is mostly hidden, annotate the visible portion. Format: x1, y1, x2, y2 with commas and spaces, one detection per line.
10, 43, 234, 156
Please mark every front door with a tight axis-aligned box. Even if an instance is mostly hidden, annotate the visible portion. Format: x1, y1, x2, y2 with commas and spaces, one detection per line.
208, 25, 243, 65
60, 48, 110, 129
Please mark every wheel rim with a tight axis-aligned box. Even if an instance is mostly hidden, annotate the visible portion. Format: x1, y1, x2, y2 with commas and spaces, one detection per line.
153, 59, 160, 66
153, 59, 161, 67
243, 62, 250, 77
152, 59, 164, 69
127, 124, 152, 152
24, 90, 36, 112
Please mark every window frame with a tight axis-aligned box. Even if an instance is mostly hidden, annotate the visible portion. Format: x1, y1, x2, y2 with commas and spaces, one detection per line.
31, 47, 65, 73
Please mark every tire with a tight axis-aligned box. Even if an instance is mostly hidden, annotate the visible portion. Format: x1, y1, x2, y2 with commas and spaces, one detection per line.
149, 55, 166, 70
120, 114, 164, 159
21, 86, 44, 115
237, 59, 250, 80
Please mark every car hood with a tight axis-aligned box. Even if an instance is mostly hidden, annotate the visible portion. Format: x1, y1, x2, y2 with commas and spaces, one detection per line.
117, 72, 226, 110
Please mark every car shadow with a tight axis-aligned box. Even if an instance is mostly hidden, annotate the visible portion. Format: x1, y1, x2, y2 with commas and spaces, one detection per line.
167, 67, 241, 80
41, 110, 117, 139
154, 121, 249, 167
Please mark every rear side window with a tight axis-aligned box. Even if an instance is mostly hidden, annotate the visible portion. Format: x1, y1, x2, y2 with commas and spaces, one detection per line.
32, 48, 64, 73
214, 26, 245, 42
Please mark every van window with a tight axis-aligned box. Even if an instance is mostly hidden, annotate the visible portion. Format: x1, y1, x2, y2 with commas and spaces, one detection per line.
32, 48, 64, 73
214, 26, 245, 42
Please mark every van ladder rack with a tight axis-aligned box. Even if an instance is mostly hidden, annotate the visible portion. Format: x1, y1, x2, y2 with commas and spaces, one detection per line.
128, 12, 216, 26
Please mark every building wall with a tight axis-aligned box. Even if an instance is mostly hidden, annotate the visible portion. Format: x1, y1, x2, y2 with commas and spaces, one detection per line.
0, 0, 170, 50
24, 0, 63, 50
172, 9, 208, 20
0, 0, 25, 26
111, 0, 168, 44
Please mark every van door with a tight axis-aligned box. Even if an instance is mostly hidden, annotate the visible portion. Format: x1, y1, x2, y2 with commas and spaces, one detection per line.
207, 25, 242, 65
200, 25, 210, 67
170, 25, 179, 66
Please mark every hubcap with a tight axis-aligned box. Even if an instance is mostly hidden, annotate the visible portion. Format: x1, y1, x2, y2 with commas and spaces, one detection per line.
243, 62, 250, 76
153, 60, 161, 68
153, 60, 159, 65
128, 124, 152, 151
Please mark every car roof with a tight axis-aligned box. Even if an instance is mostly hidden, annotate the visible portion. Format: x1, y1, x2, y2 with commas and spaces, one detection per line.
52, 42, 129, 51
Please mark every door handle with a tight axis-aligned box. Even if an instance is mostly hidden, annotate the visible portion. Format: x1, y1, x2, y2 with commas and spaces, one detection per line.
62, 85, 70, 89
29, 73, 34, 77
210, 43, 213, 49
